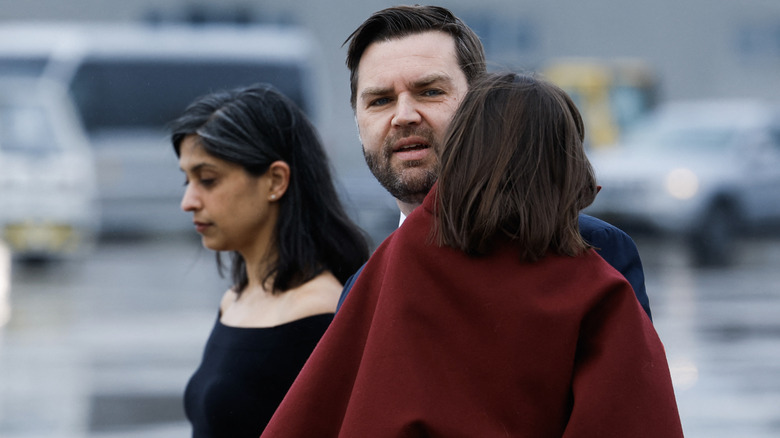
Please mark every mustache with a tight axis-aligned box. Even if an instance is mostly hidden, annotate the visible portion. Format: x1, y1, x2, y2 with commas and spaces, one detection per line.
382, 126, 438, 160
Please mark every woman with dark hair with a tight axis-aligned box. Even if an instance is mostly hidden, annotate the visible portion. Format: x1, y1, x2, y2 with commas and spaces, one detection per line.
261, 73, 682, 437
170, 83, 369, 437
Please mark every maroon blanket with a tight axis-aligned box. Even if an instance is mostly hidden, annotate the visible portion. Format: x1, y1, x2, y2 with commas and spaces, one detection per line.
261, 193, 683, 437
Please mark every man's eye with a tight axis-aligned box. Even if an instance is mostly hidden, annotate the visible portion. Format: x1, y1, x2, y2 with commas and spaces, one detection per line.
369, 97, 391, 107
422, 89, 444, 97
200, 178, 216, 187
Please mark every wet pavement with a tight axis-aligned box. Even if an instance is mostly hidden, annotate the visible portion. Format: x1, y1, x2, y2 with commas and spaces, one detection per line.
644, 236, 780, 438
0, 235, 225, 438
0, 233, 779, 437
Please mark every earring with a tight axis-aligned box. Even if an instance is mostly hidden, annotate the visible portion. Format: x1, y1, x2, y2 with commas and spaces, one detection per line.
270, 194, 277, 200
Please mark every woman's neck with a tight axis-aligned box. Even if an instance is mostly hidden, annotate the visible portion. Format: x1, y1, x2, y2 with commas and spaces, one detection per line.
220, 270, 342, 328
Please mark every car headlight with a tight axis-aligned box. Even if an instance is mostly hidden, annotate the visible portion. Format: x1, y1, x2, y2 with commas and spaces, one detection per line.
665, 168, 699, 200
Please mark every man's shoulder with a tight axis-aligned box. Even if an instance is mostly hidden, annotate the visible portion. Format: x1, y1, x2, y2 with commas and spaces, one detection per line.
577, 213, 651, 320
577, 213, 641, 268
577, 213, 640, 256
578, 213, 630, 240
337, 264, 366, 312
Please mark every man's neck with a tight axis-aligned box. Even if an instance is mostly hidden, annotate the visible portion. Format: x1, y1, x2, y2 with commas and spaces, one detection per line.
396, 199, 422, 218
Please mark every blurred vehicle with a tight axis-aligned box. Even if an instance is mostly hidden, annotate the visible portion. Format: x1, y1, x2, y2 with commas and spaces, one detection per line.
0, 79, 99, 261
0, 239, 9, 328
585, 99, 780, 266
0, 22, 327, 236
543, 57, 659, 149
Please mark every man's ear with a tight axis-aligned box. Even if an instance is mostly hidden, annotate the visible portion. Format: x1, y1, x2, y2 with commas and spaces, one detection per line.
267, 160, 290, 201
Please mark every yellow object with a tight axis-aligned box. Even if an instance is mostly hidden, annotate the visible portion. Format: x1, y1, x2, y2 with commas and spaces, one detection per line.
542, 58, 658, 149
4, 222, 77, 254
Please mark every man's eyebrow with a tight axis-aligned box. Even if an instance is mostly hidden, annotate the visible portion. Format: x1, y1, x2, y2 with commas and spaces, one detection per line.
411, 73, 453, 89
359, 73, 455, 102
359, 86, 392, 101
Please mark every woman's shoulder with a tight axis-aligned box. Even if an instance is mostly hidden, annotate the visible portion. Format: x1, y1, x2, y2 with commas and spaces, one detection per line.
219, 288, 239, 315
286, 271, 343, 318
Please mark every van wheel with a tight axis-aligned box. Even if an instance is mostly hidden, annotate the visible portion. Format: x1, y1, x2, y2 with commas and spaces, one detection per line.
690, 203, 737, 267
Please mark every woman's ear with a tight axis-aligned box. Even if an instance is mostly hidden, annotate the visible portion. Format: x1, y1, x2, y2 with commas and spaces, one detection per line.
267, 161, 290, 202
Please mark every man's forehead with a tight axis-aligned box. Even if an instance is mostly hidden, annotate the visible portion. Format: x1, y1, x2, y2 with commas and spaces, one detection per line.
356, 32, 463, 91
363, 30, 458, 57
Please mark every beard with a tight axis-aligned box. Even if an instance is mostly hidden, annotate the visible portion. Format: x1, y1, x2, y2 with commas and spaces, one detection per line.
363, 126, 440, 205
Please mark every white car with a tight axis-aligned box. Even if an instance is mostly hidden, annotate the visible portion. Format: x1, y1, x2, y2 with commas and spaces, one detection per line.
585, 99, 780, 266
0, 79, 99, 261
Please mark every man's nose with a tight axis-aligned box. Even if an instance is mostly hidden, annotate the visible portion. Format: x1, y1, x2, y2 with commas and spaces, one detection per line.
392, 94, 422, 127
180, 185, 201, 212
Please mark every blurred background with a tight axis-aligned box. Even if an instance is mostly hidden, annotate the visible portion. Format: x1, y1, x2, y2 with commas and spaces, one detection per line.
0, 0, 779, 437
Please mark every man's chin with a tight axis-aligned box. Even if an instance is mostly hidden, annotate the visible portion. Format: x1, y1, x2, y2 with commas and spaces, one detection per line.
393, 190, 429, 207
365, 155, 437, 202
383, 175, 436, 204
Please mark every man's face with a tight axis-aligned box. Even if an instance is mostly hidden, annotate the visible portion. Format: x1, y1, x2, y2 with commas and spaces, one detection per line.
355, 31, 469, 209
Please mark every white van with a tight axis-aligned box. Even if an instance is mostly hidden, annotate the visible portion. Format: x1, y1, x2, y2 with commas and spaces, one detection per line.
0, 78, 99, 259
0, 22, 326, 235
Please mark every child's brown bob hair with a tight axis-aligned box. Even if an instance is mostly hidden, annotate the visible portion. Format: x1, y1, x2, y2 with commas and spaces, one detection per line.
435, 72, 598, 261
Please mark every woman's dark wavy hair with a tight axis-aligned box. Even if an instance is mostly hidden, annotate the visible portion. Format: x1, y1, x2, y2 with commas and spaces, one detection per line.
170, 83, 369, 294
344, 4, 486, 109
435, 73, 598, 261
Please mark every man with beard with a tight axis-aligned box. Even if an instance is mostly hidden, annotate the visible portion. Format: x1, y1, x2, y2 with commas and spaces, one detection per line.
337, 5, 651, 318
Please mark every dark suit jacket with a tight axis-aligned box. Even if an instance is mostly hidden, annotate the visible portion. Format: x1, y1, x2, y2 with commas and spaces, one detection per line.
338, 213, 651, 320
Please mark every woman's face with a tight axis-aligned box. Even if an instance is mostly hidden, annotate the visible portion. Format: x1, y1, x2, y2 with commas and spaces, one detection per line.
178, 135, 276, 255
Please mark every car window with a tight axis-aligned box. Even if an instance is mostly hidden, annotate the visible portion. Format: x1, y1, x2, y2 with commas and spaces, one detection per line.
0, 103, 59, 154
69, 57, 307, 135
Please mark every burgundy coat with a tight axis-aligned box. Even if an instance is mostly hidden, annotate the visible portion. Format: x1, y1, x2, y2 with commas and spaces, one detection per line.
261, 192, 683, 438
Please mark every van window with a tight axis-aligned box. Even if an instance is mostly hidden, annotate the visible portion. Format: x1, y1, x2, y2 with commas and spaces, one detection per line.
69, 57, 308, 134
0, 24, 324, 235
0, 57, 49, 77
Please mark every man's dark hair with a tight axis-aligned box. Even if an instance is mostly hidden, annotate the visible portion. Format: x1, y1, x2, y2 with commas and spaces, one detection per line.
170, 83, 369, 294
344, 5, 486, 109
435, 73, 598, 261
